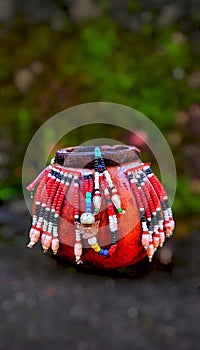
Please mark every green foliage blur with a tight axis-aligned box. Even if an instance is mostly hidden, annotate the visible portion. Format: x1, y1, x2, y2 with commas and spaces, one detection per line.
0, 6, 199, 222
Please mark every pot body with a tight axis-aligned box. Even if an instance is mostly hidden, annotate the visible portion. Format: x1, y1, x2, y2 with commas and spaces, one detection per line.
54, 146, 147, 269
28, 145, 175, 268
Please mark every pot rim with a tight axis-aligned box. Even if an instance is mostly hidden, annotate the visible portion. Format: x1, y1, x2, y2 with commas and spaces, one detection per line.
55, 145, 141, 168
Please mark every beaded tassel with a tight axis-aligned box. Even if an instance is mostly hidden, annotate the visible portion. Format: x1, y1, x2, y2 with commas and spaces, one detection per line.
27, 166, 54, 248
50, 172, 73, 254
46, 170, 71, 255
125, 164, 175, 262
75, 172, 100, 255
27, 164, 74, 255
136, 171, 160, 251
41, 168, 62, 253
93, 148, 102, 214
99, 172, 118, 256
127, 172, 150, 250
94, 147, 124, 214
139, 170, 165, 247
143, 164, 175, 237
82, 172, 101, 253
73, 174, 83, 264
27, 175, 48, 248
79, 166, 119, 258
50, 170, 65, 254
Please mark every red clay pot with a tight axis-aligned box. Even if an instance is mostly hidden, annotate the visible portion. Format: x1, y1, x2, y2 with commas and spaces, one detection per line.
53, 145, 147, 269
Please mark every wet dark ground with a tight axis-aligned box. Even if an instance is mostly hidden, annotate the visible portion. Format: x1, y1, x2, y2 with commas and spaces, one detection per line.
0, 199, 200, 350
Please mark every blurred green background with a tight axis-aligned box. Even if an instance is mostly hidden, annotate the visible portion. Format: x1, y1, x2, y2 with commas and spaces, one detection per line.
0, 0, 199, 234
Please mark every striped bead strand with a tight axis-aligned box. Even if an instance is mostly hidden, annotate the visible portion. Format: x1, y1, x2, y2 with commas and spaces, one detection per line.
136, 172, 160, 250
55, 172, 73, 218
143, 165, 174, 238
135, 173, 156, 254
93, 148, 102, 214
27, 175, 48, 248
99, 172, 118, 256
127, 172, 150, 250
41, 169, 62, 252
140, 171, 165, 248
31, 167, 59, 250
135, 172, 152, 222
82, 172, 102, 255
53, 172, 73, 252
50, 171, 65, 254
83, 172, 93, 214
73, 174, 83, 264
159, 189, 174, 236
95, 147, 123, 214
135, 172, 156, 260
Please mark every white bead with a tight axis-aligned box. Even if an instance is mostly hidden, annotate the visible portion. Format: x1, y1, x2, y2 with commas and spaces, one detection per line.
142, 223, 147, 229
154, 225, 158, 232
111, 194, 121, 209
88, 237, 97, 245
80, 213, 95, 225
93, 196, 101, 208
53, 227, 58, 234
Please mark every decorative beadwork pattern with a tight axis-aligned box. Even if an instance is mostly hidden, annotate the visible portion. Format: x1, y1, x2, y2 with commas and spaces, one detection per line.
28, 164, 79, 255
124, 163, 175, 261
27, 150, 175, 265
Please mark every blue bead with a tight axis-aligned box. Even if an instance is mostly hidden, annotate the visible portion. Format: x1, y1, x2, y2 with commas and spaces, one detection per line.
86, 192, 91, 198
145, 168, 152, 175
104, 249, 109, 257
99, 249, 104, 255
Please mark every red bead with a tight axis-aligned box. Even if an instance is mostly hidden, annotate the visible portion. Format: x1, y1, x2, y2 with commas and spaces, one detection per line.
108, 207, 115, 216
108, 244, 117, 256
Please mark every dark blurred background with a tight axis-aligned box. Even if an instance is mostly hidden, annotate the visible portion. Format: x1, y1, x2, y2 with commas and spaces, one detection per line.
0, 1, 200, 349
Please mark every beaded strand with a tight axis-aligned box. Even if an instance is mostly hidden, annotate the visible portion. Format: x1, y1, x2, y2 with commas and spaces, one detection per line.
27, 166, 58, 248
27, 174, 50, 248
93, 148, 102, 214
125, 163, 175, 261
143, 164, 175, 236
94, 147, 123, 214
41, 168, 62, 252
99, 172, 118, 256
73, 174, 83, 264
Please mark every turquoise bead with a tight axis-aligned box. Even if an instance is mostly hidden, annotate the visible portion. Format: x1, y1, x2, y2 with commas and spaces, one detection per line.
95, 147, 101, 157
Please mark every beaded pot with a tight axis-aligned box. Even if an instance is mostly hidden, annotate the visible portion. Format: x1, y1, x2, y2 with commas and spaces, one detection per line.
27, 145, 175, 269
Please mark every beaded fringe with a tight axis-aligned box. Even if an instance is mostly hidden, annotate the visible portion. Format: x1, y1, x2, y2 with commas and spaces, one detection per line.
125, 163, 174, 261
27, 158, 174, 263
